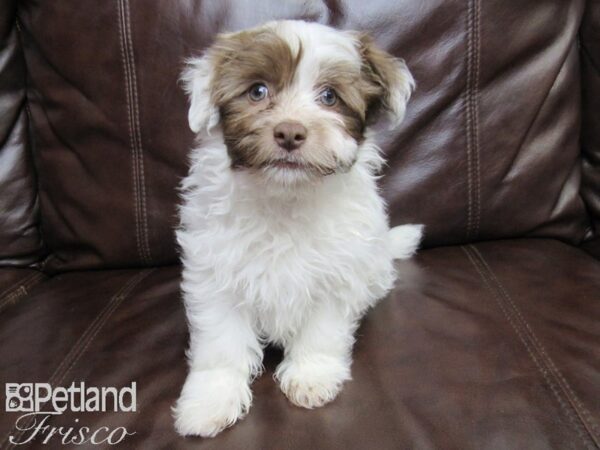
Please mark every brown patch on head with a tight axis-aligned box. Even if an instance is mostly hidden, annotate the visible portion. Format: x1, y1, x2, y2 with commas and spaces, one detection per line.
219, 100, 263, 168
204, 28, 302, 167
355, 32, 413, 124
316, 61, 380, 142
209, 28, 302, 105
187, 24, 410, 179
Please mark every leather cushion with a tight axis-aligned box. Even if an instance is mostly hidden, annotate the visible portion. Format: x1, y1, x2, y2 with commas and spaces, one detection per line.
15, 0, 591, 271
1, 239, 598, 448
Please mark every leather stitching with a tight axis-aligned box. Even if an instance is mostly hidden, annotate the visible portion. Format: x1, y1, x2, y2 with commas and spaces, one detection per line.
464, 0, 474, 239
463, 246, 597, 449
0, 273, 33, 301
53, 270, 153, 388
464, 0, 481, 240
471, 245, 600, 447
0, 287, 26, 311
463, 246, 593, 449
0, 269, 153, 450
117, 0, 152, 265
117, 0, 142, 264
123, 0, 152, 264
0, 272, 45, 313
472, 0, 481, 238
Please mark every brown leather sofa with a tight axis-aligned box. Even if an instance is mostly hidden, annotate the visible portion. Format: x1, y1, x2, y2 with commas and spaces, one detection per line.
1, 1, 599, 449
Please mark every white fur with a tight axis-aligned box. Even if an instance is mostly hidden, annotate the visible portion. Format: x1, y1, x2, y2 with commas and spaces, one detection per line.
181, 58, 220, 134
173, 21, 422, 438
389, 224, 424, 259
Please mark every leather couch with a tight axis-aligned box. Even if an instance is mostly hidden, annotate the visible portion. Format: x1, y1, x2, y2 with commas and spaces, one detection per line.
1, 1, 599, 449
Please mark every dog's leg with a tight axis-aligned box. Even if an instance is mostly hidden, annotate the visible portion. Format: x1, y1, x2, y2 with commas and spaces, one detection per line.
275, 301, 357, 409
173, 292, 262, 437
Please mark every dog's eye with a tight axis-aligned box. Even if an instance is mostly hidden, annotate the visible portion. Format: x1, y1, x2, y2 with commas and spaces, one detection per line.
248, 83, 269, 102
318, 87, 337, 106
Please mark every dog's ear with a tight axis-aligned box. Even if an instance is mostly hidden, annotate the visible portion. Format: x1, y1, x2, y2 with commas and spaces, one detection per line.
181, 55, 220, 134
356, 33, 415, 128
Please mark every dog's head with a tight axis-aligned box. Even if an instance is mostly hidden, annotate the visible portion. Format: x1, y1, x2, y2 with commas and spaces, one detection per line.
183, 20, 414, 184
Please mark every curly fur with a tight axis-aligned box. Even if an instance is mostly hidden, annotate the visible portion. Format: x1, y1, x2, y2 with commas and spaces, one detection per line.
173, 20, 422, 437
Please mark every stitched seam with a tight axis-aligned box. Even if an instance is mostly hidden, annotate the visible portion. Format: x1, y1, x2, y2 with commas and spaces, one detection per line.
0, 272, 45, 313
464, 248, 573, 432
1, 271, 151, 449
471, 246, 600, 446
0, 287, 26, 312
463, 246, 595, 449
0, 269, 153, 450
464, 0, 481, 240
117, 0, 145, 265
48, 271, 152, 389
23, 272, 45, 290
117, 0, 143, 263
463, 247, 593, 449
119, 0, 152, 265
124, 0, 152, 264
54, 270, 153, 387
0, 273, 37, 301
464, 0, 474, 240
473, 245, 600, 440
472, 0, 481, 238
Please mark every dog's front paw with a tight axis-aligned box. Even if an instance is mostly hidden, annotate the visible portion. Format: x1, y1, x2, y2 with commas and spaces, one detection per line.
173, 368, 252, 437
275, 355, 351, 409
388, 224, 424, 260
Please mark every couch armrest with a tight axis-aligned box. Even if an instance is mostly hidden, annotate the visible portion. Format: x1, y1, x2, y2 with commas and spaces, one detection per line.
0, 1, 45, 267
581, 0, 600, 256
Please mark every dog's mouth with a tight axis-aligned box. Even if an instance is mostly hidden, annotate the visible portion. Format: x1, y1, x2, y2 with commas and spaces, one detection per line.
267, 160, 308, 170
259, 158, 339, 178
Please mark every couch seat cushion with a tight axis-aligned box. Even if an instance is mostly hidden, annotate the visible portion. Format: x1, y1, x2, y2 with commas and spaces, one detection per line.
0, 239, 598, 449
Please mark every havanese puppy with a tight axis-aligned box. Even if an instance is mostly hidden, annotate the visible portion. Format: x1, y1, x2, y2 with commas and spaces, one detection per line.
173, 20, 423, 437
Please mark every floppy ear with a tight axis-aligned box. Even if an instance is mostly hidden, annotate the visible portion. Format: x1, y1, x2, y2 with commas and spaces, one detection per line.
181, 55, 220, 134
357, 34, 415, 128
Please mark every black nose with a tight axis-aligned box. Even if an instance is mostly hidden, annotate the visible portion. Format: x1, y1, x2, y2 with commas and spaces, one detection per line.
273, 121, 307, 151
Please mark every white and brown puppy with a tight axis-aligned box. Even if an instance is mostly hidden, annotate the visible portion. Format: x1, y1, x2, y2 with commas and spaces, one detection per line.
174, 20, 422, 437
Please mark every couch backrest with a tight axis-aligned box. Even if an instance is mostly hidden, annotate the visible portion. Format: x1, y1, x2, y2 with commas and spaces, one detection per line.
5, 0, 594, 272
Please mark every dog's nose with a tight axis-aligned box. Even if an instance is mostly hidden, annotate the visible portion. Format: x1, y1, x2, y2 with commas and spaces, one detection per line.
273, 121, 307, 151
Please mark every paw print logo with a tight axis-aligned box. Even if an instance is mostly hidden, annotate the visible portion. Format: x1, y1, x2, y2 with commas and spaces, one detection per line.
5, 383, 34, 412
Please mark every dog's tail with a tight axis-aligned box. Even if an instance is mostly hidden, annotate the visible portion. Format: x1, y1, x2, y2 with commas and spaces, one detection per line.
388, 224, 424, 260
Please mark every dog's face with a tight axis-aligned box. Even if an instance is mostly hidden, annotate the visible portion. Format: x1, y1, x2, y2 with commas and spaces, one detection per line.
183, 21, 414, 184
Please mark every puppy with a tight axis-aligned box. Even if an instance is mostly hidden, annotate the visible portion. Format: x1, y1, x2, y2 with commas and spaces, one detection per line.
173, 20, 423, 437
